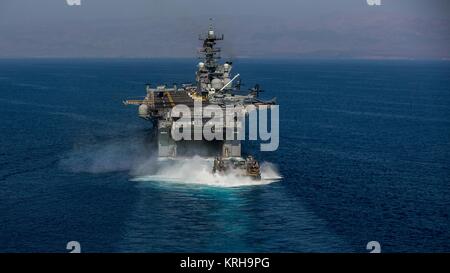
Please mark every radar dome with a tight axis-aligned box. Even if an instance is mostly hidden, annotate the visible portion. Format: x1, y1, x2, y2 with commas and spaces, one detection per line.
211, 78, 223, 90
138, 104, 148, 117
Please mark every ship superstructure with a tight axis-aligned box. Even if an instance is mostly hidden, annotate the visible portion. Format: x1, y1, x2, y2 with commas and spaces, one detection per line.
124, 24, 276, 179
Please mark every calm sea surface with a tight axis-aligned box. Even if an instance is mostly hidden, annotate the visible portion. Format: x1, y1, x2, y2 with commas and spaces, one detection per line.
0, 59, 449, 252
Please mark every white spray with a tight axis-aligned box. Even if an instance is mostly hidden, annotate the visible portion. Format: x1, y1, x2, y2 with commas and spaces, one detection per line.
60, 135, 282, 188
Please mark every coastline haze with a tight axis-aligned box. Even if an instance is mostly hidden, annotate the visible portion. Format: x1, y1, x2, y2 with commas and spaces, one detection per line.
0, 0, 449, 59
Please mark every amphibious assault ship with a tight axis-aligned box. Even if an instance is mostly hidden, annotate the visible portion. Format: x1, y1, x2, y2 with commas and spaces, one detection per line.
124, 24, 276, 179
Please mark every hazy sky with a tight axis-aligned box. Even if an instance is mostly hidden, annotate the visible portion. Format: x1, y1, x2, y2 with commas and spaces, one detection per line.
0, 0, 449, 59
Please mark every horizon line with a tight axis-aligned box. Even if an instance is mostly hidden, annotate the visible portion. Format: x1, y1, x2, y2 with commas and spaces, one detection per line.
0, 56, 449, 62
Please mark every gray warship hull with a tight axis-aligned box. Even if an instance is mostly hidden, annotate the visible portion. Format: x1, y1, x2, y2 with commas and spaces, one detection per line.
124, 23, 276, 178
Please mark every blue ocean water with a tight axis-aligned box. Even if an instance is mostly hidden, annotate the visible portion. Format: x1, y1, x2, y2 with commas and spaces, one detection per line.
0, 59, 449, 253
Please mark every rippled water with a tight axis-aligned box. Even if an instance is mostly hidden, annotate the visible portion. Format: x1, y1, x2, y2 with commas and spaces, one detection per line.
0, 59, 449, 252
